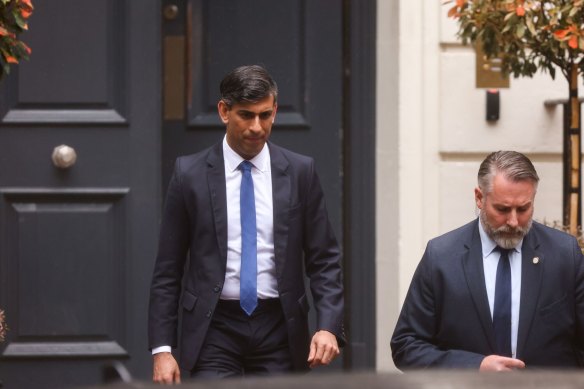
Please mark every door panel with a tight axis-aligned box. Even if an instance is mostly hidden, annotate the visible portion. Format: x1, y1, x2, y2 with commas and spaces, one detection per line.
0, 1, 127, 126
0, 1, 159, 387
1, 190, 127, 356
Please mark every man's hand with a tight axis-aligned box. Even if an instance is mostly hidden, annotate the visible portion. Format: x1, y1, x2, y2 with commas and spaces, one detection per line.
153, 352, 181, 384
307, 330, 340, 368
479, 355, 526, 372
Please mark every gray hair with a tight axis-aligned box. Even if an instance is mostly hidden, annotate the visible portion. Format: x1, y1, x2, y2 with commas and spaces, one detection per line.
478, 150, 539, 194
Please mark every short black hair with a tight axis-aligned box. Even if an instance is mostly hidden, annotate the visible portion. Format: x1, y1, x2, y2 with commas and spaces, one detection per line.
219, 65, 278, 107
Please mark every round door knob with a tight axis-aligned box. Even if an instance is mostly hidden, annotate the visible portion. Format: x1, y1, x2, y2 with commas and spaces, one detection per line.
163, 4, 179, 20
52, 145, 77, 169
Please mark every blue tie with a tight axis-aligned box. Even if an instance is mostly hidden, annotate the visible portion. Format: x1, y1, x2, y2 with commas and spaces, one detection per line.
493, 247, 512, 357
239, 161, 257, 316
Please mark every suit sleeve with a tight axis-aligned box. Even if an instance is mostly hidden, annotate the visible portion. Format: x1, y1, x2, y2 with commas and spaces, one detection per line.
573, 237, 584, 357
302, 160, 346, 345
148, 159, 190, 350
390, 245, 485, 369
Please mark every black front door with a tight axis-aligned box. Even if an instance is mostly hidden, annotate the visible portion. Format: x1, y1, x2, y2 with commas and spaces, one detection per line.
0, 1, 376, 386
0, 1, 160, 387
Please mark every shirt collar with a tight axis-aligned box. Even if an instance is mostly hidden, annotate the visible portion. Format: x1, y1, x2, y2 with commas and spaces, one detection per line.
477, 217, 523, 257
222, 135, 271, 173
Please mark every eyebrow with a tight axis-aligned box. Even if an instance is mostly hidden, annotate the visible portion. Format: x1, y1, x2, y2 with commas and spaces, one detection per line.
494, 201, 532, 209
237, 108, 274, 115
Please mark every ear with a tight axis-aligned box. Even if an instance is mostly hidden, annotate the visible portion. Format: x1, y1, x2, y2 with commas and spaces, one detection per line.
217, 100, 229, 124
474, 187, 484, 209
271, 103, 278, 124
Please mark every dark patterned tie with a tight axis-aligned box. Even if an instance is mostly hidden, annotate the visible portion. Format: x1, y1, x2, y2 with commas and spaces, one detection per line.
239, 161, 257, 316
493, 246, 512, 357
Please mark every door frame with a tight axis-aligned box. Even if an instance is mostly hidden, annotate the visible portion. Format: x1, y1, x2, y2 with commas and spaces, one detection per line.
342, 0, 376, 370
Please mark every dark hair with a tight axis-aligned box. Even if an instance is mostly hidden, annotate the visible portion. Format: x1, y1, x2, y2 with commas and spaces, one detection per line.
219, 65, 278, 107
478, 150, 539, 193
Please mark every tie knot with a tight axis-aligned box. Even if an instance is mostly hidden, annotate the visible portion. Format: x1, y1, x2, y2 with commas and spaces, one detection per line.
496, 246, 512, 257
239, 160, 253, 173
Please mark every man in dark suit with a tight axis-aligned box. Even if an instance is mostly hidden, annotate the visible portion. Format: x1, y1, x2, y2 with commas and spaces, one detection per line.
391, 150, 584, 371
148, 65, 345, 383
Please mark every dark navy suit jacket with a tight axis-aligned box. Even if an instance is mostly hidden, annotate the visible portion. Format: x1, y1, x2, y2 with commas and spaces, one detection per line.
391, 219, 584, 369
148, 141, 345, 371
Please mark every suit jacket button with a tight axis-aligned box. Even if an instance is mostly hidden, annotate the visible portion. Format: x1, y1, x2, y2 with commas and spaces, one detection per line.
213, 285, 221, 293
206, 309, 212, 318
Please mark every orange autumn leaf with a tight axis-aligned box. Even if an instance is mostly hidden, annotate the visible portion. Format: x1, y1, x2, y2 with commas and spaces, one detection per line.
569, 35, 579, 49
5, 55, 18, 64
20, 9, 32, 18
554, 29, 570, 39
456, 0, 465, 6
0, 26, 8, 36
448, 5, 459, 18
516, 5, 525, 16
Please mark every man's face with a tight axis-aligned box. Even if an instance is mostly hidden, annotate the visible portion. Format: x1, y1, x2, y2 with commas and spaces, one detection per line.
218, 95, 277, 160
475, 173, 536, 249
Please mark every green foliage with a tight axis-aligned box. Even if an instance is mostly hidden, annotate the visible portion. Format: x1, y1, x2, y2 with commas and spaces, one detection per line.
446, 0, 584, 81
0, 0, 32, 79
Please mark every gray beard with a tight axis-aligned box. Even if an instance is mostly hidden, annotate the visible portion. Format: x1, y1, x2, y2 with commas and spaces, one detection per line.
479, 209, 532, 249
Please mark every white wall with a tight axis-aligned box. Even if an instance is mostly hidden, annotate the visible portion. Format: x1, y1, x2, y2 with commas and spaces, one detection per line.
375, 0, 401, 372
376, 0, 569, 372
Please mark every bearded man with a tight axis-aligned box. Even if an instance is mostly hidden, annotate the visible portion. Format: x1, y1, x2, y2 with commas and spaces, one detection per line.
391, 150, 584, 371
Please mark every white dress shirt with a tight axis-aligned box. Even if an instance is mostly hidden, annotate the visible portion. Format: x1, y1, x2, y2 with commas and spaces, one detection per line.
221, 136, 278, 300
478, 219, 522, 358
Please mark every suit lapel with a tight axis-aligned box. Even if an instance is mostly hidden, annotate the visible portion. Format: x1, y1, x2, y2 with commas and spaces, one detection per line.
269, 143, 291, 280
207, 143, 228, 273
516, 228, 544, 358
462, 220, 497, 352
